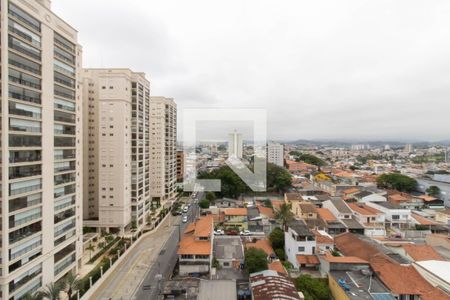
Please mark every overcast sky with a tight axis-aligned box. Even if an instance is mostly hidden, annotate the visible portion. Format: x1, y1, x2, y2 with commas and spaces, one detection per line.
53, 0, 450, 142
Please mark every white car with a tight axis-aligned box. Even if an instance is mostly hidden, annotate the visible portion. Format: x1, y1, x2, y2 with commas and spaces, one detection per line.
240, 230, 251, 236
183, 206, 188, 213
182, 216, 188, 223
214, 229, 224, 235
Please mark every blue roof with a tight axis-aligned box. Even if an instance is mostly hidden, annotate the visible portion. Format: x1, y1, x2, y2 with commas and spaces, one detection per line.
371, 293, 396, 300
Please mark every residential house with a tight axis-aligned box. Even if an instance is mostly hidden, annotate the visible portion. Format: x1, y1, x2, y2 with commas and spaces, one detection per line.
215, 198, 241, 208
312, 229, 334, 254
323, 198, 365, 234
388, 192, 423, 209
416, 195, 444, 209
347, 203, 386, 237
213, 236, 244, 269
284, 219, 317, 269
223, 208, 248, 229
249, 270, 302, 300
285, 160, 318, 174
366, 202, 413, 228
354, 191, 387, 203
247, 207, 263, 232
335, 233, 450, 300
177, 215, 214, 275
426, 234, 450, 250
401, 244, 445, 262
316, 207, 347, 235
435, 209, 450, 225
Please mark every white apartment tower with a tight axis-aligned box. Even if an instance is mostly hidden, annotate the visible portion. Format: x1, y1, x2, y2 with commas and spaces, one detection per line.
150, 97, 177, 207
0, 0, 83, 298
267, 143, 284, 167
82, 69, 151, 233
228, 130, 243, 159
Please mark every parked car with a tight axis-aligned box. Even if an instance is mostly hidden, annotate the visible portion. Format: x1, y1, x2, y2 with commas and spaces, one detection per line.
183, 206, 188, 213
225, 229, 239, 236
214, 229, 224, 235
182, 216, 188, 223
240, 230, 251, 236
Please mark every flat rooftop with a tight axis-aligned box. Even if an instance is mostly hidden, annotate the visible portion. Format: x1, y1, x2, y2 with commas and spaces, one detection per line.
330, 270, 395, 300
214, 236, 244, 260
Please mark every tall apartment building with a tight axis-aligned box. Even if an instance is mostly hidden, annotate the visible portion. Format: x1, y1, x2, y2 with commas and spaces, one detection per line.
82, 69, 151, 233
0, 0, 83, 298
267, 143, 284, 167
150, 97, 177, 207
228, 130, 243, 159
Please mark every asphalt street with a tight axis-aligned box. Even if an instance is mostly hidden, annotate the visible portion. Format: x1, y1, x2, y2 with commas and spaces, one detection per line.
134, 192, 202, 300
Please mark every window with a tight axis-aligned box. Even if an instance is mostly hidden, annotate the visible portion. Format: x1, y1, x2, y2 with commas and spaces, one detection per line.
298, 246, 305, 252
392, 215, 400, 220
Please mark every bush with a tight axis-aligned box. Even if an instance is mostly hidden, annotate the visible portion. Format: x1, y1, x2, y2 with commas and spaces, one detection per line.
199, 199, 210, 209
295, 274, 330, 300
245, 248, 268, 274
274, 248, 286, 261
88, 237, 119, 263
269, 228, 285, 250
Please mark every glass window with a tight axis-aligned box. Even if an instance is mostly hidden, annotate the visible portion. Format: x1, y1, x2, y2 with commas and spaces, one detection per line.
8, 19, 41, 47
8, 3, 41, 32
9, 118, 41, 133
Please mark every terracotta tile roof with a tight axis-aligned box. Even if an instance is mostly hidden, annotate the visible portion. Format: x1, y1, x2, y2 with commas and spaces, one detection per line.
411, 213, 437, 225
194, 215, 213, 237
369, 254, 450, 299
250, 270, 301, 300
246, 239, 275, 256
347, 203, 381, 215
311, 229, 334, 244
389, 193, 411, 203
223, 208, 247, 216
296, 255, 320, 265
184, 223, 196, 234
334, 232, 386, 262
417, 195, 438, 202
177, 235, 211, 255
316, 208, 337, 222
298, 202, 317, 214
271, 200, 283, 210
438, 208, 450, 216
258, 206, 275, 219
285, 192, 302, 201
321, 252, 368, 264
268, 260, 288, 275
402, 244, 445, 261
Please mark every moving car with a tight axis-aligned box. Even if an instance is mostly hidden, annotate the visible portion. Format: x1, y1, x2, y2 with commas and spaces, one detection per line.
183, 206, 188, 213
214, 229, 224, 235
240, 230, 251, 236
182, 216, 188, 223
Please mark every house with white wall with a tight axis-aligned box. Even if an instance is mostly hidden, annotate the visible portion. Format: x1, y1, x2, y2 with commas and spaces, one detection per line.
284, 219, 317, 269
366, 202, 412, 228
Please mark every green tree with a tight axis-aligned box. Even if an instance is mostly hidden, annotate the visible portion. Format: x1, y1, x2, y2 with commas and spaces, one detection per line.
86, 243, 95, 260
63, 272, 80, 299
275, 203, 294, 230
37, 283, 63, 300
269, 227, 285, 250
263, 199, 273, 208
274, 248, 286, 261
199, 199, 210, 209
426, 185, 440, 197
205, 191, 216, 202
22, 293, 43, 300
295, 274, 330, 300
376, 173, 417, 192
290, 152, 326, 167
266, 163, 292, 192
245, 248, 268, 274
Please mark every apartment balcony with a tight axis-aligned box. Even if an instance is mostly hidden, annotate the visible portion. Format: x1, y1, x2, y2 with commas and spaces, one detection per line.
9, 221, 41, 245
9, 193, 42, 213
9, 134, 41, 148
9, 102, 42, 120
54, 207, 76, 224
9, 150, 41, 164
9, 51, 41, 75
9, 178, 42, 197
8, 84, 41, 104
9, 164, 41, 180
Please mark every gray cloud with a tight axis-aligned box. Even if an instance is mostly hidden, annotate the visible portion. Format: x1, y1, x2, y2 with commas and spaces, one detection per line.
53, 0, 450, 141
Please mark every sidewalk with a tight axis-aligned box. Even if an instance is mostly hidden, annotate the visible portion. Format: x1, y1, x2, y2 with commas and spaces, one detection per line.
88, 214, 179, 300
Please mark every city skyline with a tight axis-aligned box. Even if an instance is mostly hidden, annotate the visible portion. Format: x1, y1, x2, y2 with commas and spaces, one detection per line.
53, 0, 450, 141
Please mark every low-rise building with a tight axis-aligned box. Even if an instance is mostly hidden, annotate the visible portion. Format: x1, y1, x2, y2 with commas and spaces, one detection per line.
347, 203, 386, 237
223, 208, 248, 229
435, 208, 450, 225
284, 219, 317, 269
177, 215, 214, 275
213, 236, 244, 269
354, 191, 387, 203
366, 201, 413, 228
249, 270, 302, 300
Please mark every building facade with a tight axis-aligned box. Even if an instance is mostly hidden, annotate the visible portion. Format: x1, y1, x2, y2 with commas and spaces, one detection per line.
176, 150, 185, 182
82, 69, 151, 233
267, 143, 284, 167
149, 96, 177, 207
228, 130, 243, 159
0, 0, 83, 298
